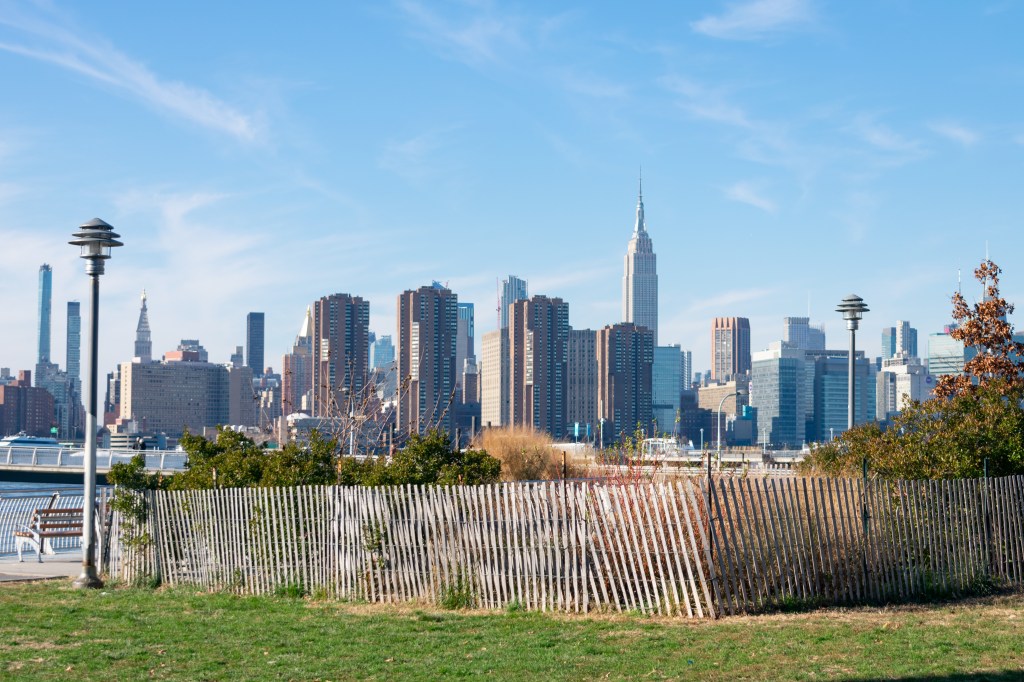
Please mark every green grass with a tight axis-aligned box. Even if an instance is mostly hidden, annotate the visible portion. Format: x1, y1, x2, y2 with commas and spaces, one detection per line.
1, 581, 1023, 680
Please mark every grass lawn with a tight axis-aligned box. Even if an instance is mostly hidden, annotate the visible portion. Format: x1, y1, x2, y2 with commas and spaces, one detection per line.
1, 580, 1023, 681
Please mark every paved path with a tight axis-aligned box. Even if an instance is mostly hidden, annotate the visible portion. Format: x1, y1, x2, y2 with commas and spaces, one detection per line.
0, 554, 81, 582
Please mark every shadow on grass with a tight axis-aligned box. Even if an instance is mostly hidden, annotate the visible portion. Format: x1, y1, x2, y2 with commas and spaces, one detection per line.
859, 673, 1024, 681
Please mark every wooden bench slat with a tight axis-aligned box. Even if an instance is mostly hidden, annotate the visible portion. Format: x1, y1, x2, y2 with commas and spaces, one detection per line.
14, 506, 88, 562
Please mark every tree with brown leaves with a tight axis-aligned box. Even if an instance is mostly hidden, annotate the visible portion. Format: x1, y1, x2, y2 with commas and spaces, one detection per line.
935, 259, 1024, 399
801, 259, 1024, 479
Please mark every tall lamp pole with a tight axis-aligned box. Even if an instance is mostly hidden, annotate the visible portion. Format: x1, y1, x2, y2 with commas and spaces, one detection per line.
69, 218, 122, 589
836, 294, 869, 431
716, 388, 748, 462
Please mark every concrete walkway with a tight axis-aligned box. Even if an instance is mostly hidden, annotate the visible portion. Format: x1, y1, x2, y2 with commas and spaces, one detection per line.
0, 553, 81, 582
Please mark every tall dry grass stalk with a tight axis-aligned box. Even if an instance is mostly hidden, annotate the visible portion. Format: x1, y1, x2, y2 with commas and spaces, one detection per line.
471, 427, 565, 481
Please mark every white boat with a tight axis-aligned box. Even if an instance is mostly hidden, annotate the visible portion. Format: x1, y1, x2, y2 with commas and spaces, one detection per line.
0, 433, 62, 448
641, 438, 699, 461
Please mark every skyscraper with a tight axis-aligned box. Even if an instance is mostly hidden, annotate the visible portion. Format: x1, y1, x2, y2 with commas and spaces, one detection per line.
500, 275, 528, 330
622, 180, 658, 344
120, 356, 255, 436
66, 302, 81, 393
652, 345, 682, 437
928, 325, 977, 377
371, 335, 395, 369
876, 354, 930, 421
37, 264, 52, 364
397, 285, 458, 436
884, 321, 919, 361
750, 344, 807, 448
508, 295, 569, 436
370, 334, 397, 402
881, 327, 896, 360
711, 317, 751, 381
895, 320, 918, 358
246, 312, 265, 377
311, 294, 370, 418
597, 322, 654, 442
680, 349, 693, 392
567, 329, 598, 437
806, 349, 875, 442
134, 291, 152, 363
456, 303, 475, 380
784, 317, 825, 351
281, 307, 314, 415
480, 329, 509, 428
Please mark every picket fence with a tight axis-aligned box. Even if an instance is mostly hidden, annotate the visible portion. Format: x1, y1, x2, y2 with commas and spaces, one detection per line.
118, 475, 1024, 618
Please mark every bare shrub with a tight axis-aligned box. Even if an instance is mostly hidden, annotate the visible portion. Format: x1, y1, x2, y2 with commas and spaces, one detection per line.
472, 427, 561, 481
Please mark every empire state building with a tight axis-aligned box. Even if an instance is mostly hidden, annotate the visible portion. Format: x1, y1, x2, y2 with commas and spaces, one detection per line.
622, 180, 658, 344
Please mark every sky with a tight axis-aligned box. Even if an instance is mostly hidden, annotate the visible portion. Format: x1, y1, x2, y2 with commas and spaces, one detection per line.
2, 0, 1024, 382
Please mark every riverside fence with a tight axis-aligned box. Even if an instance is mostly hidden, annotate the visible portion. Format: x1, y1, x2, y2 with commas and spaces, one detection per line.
114, 475, 1024, 618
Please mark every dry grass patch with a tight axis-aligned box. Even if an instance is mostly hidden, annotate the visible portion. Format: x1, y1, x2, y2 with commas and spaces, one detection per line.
473, 427, 563, 481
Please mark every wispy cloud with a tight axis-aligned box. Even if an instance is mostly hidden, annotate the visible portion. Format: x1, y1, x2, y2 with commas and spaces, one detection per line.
848, 116, 922, 154
378, 126, 462, 183
530, 265, 617, 295
0, 5, 261, 142
557, 69, 628, 99
659, 74, 822, 187
0, 181, 25, 205
692, 0, 816, 41
983, 1, 1018, 17
658, 76, 752, 128
928, 120, 980, 147
843, 115, 928, 170
684, 287, 777, 313
832, 190, 877, 242
725, 181, 777, 213
396, 0, 526, 67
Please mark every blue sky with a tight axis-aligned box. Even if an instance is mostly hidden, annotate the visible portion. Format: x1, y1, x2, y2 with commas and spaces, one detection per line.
2, 0, 1023, 380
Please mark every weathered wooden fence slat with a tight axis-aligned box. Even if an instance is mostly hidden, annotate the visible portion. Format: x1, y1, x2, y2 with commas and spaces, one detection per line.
104, 475, 1024, 618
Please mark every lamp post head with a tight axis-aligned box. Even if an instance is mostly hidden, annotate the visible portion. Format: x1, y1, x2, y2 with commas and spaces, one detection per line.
70, 218, 122, 276
836, 293, 869, 331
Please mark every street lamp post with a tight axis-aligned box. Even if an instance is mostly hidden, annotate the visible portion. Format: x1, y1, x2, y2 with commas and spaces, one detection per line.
716, 389, 748, 463
836, 294, 869, 431
69, 218, 122, 589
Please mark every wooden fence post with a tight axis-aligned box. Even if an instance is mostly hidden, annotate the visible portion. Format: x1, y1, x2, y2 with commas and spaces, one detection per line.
861, 458, 870, 591
983, 458, 992, 578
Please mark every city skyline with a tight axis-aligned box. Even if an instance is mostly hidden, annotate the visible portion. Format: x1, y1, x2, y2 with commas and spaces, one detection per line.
2, 1, 1023, 379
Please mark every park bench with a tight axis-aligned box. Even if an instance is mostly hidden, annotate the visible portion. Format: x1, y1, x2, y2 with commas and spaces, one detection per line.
14, 507, 85, 563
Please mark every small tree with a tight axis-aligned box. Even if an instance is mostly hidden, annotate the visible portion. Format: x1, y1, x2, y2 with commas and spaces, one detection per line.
936, 259, 1024, 399
802, 259, 1024, 479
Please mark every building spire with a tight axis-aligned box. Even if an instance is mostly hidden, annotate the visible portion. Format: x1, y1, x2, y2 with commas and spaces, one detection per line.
634, 170, 646, 235
134, 290, 152, 363
296, 305, 312, 342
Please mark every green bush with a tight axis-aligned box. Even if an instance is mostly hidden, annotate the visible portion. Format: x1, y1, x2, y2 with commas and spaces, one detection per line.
113, 428, 500, 491
801, 380, 1024, 479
